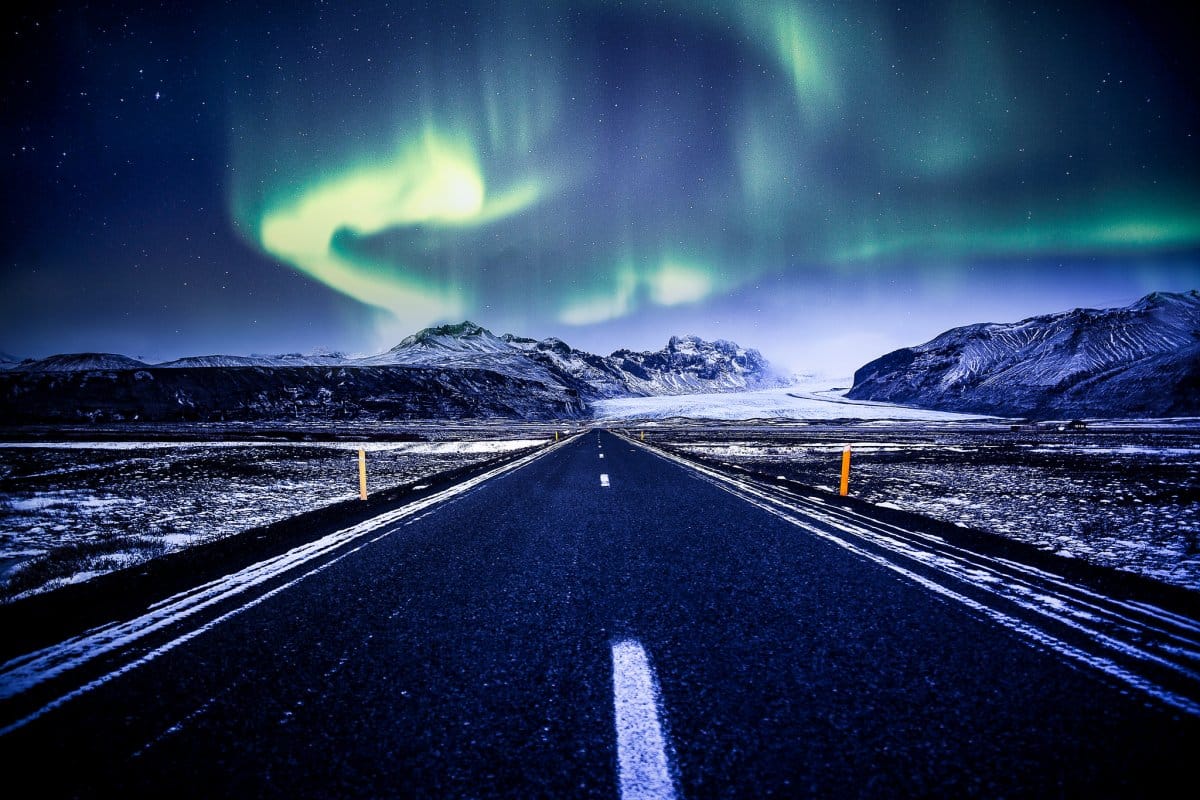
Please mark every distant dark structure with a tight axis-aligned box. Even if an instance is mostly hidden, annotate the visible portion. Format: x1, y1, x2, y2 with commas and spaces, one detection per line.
848, 291, 1200, 418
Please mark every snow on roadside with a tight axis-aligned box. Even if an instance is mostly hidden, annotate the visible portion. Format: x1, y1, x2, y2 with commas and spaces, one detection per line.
665, 430, 1200, 590
0, 437, 548, 601
0, 439, 546, 453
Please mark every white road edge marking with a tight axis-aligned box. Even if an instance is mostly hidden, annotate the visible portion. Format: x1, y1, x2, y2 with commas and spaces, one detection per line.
0, 436, 574, 735
612, 639, 677, 800
601, 473, 610, 487
620, 433, 1200, 717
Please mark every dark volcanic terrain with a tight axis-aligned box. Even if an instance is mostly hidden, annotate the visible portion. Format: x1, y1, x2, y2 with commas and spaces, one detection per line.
0, 323, 782, 423
0, 365, 587, 423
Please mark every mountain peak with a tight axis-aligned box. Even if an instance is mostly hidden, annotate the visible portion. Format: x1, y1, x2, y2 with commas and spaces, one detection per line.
1131, 289, 1200, 311
389, 321, 509, 354
667, 334, 700, 352
394, 320, 487, 346
848, 291, 1200, 417
2, 322, 785, 414
606, 334, 782, 394
435, 320, 488, 336
14, 352, 150, 372
666, 334, 742, 355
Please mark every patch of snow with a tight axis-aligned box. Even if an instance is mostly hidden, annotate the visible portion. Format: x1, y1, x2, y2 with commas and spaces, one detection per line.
0, 436, 551, 601
594, 386, 992, 421
1030, 445, 1200, 457
663, 424, 1200, 588
0, 439, 546, 453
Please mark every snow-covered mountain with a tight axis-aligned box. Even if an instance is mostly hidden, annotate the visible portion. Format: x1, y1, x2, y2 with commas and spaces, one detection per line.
384, 321, 513, 360
11, 353, 151, 372
0, 323, 784, 422
350, 321, 785, 398
354, 322, 567, 388
610, 334, 780, 395
501, 335, 633, 398
157, 351, 351, 368
156, 355, 276, 368
847, 291, 1200, 417
354, 322, 512, 367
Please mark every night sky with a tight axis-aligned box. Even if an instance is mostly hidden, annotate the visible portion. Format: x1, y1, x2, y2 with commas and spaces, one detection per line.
3, 1, 1198, 376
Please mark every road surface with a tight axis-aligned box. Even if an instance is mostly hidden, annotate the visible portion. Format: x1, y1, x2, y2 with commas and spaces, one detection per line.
1, 430, 1197, 797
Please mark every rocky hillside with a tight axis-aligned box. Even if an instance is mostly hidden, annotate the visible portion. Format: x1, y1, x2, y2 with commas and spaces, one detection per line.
353, 322, 784, 399
610, 335, 777, 395
0, 323, 784, 422
0, 365, 588, 423
847, 291, 1200, 417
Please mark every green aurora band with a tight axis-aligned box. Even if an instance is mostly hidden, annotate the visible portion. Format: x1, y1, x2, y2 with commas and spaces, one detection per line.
258, 128, 542, 320
232, 0, 1200, 336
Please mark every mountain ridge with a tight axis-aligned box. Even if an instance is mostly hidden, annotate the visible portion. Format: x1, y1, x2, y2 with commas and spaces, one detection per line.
847, 290, 1200, 417
0, 324, 785, 422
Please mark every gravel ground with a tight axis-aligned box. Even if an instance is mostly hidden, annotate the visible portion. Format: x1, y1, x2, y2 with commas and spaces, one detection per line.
0, 427, 560, 601
643, 420, 1200, 590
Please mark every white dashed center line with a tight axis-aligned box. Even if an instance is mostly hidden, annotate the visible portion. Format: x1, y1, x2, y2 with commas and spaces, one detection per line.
600, 453, 605, 459
611, 639, 677, 800
600, 473, 610, 487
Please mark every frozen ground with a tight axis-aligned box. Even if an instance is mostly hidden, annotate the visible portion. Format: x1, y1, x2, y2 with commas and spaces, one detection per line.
0, 431, 552, 601
5, 413, 1197, 602
648, 421, 1200, 590
594, 381, 991, 422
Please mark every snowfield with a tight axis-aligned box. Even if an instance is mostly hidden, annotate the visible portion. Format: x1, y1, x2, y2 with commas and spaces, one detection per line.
594, 382, 992, 421
2, 410, 1197, 602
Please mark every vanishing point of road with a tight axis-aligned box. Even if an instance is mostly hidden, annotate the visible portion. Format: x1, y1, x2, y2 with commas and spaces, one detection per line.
1, 430, 1197, 797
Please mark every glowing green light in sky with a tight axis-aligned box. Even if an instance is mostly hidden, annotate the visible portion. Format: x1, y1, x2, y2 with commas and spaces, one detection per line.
256, 128, 541, 323
834, 207, 1200, 264
559, 263, 640, 326
227, 0, 1199, 340
557, 257, 720, 326
648, 260, 715, 307
755, 1, 839, 117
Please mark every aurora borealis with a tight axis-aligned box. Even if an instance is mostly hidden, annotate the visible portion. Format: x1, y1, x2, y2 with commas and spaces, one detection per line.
3, 1, 1198, 374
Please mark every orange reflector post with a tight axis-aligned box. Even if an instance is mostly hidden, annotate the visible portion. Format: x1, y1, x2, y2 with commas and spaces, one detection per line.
839, 446, 851, 496
358, 448, 368, 500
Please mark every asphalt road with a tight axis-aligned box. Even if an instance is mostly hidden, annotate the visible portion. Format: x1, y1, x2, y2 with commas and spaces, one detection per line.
1, 430, 1196, 797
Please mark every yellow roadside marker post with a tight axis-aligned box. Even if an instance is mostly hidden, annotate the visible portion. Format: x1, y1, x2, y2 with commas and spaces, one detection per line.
358, 448, 368, 500
839, 445, 851, 497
